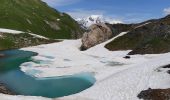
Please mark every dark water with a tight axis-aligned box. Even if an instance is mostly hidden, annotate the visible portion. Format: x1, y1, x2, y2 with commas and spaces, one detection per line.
0, 50, 95, 98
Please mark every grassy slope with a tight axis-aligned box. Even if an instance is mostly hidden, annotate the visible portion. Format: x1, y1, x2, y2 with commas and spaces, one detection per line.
0, 0, 82, 39
105, 15, 170, 55
0, 33, 58, 50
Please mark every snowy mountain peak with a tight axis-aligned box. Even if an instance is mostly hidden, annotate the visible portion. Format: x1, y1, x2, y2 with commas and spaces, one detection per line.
76, 15, 122, 28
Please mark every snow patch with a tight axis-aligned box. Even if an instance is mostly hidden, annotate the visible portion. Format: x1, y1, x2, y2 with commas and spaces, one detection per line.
28, 33, 49, 40
76, 15, 122, 28
135, 22, 151, 29
0, 28, 23, 34
57, 19, 60, 21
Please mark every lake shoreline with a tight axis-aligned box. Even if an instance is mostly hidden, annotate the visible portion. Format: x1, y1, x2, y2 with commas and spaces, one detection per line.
0, 51, 14, 95
0, 49, 96, 98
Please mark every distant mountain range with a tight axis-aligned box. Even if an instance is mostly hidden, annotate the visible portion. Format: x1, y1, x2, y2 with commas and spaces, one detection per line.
76, 15, 122, 29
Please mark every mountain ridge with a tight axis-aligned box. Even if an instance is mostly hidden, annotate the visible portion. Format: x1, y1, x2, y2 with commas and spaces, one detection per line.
105, 15, 170, 55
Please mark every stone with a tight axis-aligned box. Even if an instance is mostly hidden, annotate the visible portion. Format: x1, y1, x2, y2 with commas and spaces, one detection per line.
81, 23, 113, 50
0, 54, 5, 57
0, 83, 15, 95
123, 56, 131, 59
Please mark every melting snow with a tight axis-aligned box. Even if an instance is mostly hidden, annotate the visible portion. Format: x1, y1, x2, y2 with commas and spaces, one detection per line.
1, 32, 170, 100
28, 33, 49, 40
0, 28, 23, 34
135, 22, 151, 29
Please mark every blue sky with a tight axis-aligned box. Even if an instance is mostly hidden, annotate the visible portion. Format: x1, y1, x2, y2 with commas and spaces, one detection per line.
43, 0, 170, 23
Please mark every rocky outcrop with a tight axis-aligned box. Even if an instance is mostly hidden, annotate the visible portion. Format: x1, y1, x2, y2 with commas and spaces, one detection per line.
138, 88, 170, 100
0, 83, 15, 95
80, 23, 113, 50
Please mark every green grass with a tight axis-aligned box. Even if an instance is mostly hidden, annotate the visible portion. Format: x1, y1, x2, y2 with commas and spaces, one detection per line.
0, 0, 82, 39
105, 32, 143, 50
0, 38, 14, 50
105, 20, 170, 54
129, 36, 170, 54
0, 33, 58, 50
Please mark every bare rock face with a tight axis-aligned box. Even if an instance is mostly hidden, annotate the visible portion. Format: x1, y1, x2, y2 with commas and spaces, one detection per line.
81, 23, 113, 50
138, 88, 170, 100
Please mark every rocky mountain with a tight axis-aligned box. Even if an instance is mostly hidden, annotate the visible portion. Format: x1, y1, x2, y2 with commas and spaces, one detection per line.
0, 0, 83, 39
105, 15, 170, 55
76, 15, 122, 29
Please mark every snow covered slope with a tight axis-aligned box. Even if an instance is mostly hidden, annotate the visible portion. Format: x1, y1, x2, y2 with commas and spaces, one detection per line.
76, 15, 122, 28
1, 32, 170, 100
59, 53, 170, 100
20, 32, 129, 79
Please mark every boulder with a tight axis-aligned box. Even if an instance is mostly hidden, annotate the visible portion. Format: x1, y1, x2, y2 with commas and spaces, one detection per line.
81, 23, 113, 50
138, 88, 170, 100
0, 54, 5, 57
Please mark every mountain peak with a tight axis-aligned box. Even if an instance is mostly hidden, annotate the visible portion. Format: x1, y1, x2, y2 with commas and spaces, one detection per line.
76, 15, 122, 28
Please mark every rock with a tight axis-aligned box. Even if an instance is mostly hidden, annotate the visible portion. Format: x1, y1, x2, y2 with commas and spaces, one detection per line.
138, 88, 170, 100
0, 54, 5, 57
123, 56, 131, 59
167, 70, 170, 74
162, 64, 170, 68
44, 20, 61, 30
0, 83, 15, 95
81, 23, 113, 50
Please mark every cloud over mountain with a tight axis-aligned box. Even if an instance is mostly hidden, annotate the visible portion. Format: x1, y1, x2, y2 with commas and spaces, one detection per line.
164, 7, 170, 15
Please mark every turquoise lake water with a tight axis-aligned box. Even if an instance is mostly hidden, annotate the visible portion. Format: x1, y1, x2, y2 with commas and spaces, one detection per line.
0, 50, 96, 98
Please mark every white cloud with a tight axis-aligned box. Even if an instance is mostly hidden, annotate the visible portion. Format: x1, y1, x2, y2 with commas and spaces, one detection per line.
67, 9, 123, 23
67, 9, 105, 18
41, 0, 153, 24
67, 9, 154, 24
42, 0, 81, 7
163, 7, 170, 15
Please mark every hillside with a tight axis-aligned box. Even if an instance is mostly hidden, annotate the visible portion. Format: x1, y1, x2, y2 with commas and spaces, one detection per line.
105, 15, 170, 55
0, 31, 58, 50
0, 0, 83, 39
